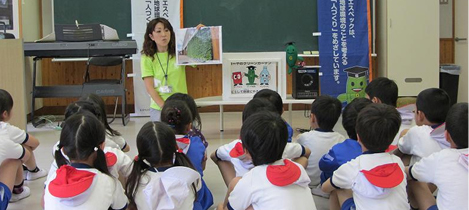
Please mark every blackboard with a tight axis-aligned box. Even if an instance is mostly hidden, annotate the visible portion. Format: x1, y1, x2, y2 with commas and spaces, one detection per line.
54, 0, 319, 52
184, 0, 318, 52
54, 0, 132, 41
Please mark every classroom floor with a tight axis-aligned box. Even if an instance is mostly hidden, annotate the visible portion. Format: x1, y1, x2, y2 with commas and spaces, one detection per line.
8, 110, 345, 210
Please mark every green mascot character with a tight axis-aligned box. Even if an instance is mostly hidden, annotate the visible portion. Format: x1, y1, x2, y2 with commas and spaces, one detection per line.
337, 67, 368, 104
244, 65, 258, 85
286, 42, 304, 74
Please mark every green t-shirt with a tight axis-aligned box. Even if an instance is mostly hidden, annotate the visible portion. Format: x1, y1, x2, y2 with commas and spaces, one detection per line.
141, 52, 187, 110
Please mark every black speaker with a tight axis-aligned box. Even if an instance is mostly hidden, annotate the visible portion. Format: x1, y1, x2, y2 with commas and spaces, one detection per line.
292, 67, 319, 99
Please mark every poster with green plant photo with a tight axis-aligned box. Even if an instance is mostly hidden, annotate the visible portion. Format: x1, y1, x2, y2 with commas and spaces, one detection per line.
175, 26, 222, 65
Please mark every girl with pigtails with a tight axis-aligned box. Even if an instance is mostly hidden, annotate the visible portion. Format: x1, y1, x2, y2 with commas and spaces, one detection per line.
125, 121, 201, 210
43, 112, 127, 210
161, 100, 213, 210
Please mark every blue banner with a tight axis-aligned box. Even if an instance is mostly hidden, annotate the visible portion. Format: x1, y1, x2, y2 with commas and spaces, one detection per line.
318, 0, 371, 104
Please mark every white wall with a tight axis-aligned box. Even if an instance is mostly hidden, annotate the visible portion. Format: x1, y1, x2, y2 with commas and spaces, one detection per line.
440, 0, 453, 39
22, 0, 42, 114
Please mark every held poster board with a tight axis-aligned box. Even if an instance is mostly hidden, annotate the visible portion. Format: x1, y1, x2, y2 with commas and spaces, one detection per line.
0, 0, 19, 38
175, 26, 222, 65
222, 52, 286, 101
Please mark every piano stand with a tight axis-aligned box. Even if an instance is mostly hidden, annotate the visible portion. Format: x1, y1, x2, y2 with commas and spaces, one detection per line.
30, 57, 130, 126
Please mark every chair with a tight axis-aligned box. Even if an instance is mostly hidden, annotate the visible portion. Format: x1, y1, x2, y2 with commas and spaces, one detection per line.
82, 56, 129, 125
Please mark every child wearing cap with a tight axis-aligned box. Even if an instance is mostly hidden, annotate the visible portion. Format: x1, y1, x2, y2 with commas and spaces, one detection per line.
211, 98, 310, 186
405, 103, 468, 210
395, 88, 452, 166
365, 77, 415, 145
44, 113, 127, 210
253, 89, 294, 142
316, 98, 372, 197
322, 104, 409, 210
218, 111, 316, 210
297, 95, 346, 188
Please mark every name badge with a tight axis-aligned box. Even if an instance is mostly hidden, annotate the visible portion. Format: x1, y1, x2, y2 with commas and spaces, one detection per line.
159, 85, 173, 93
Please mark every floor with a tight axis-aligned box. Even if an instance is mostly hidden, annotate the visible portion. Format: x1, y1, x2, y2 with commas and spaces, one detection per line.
9, 111, 345, 210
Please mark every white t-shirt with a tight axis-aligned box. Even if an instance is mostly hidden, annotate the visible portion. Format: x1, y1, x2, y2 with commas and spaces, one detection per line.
105, 134, 127, 151
410, 148, 468, 210
296, 130, 346, 186
216, 139, 306, 177
398, 124, 448, 165
44, 166, 127, 210
0, 121, 28, 144
133, 166, 201, 210
228, 159, 316, 210
331, 153, 409, 210
0, 135, 25, 163
392, 104, 416, 145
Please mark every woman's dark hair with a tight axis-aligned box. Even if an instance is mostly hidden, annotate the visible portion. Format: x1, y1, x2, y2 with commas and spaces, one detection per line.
240, 111, 287, 166
242, 98, 277, 122
141, 18, 176, 60
161, 100, 193, 134
55, 112, 110, 175
125, 122, 197, 210
166, 93, 202, 131
0, 89, 13, 121
80, 94, 121, 136
342, 98, 372, 140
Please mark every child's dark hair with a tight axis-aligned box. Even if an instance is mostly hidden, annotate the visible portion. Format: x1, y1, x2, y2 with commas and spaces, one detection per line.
342, 98, 372, 140
356, 103, 401, 152
0, 89, 13, 121
365, 77, 398, 107
240, 111, 287, 166
311, 95, 342, 131
64, 100, 101, 120
55, 112, 110, 175
125, 121, 197, 210
161, 99, 193, 134
166, 93, 202, 131
80, 94, 121, 136
416, 88, 451, 124
445, 103, 468, 148
242, 98, 278, 122
253, 89, 284, 115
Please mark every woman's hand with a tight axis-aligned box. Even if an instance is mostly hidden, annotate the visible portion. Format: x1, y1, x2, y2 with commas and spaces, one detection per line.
196, 24, 205, 30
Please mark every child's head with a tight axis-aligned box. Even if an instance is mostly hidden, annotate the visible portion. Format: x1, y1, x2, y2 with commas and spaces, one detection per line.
56, 112, 109, 175
365, 77, 398, 107
416, 88, 451, 125
240, 111, 287, 166
310, 95, 342, 131
64, 100, 101, 120
253, 89, 283, 115
0, 89, 13, 121
125, 121, 196, 210
80, 94, 121, 136
445, 103, 468, 149
356, 104, 401, 152
342, 98, 372, 140
161, 99, 193, 134
166, 93, 202, 131
242, 98, 277, 122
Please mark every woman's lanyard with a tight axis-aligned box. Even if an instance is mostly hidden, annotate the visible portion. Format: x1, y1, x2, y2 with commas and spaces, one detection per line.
156, 52, 170, 86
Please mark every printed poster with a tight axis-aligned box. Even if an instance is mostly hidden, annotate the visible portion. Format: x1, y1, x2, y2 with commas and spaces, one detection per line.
175, 26, 222, 65
229, 61, 277, 98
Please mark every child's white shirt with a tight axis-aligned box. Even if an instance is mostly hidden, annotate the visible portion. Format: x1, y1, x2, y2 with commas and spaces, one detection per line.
410, 148, 468, 210
296, 130, 346, 186
105, 133, 127, 151
44, 166, 127, 210
216, 139, 306, 177
0, 121, 28, 144
398, 124, 449, 165
133, 166, 201, 210
392, 104, 416, 145
331, 153, 409, 210
228, 159, 316, 210
0, 135, 25, 163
